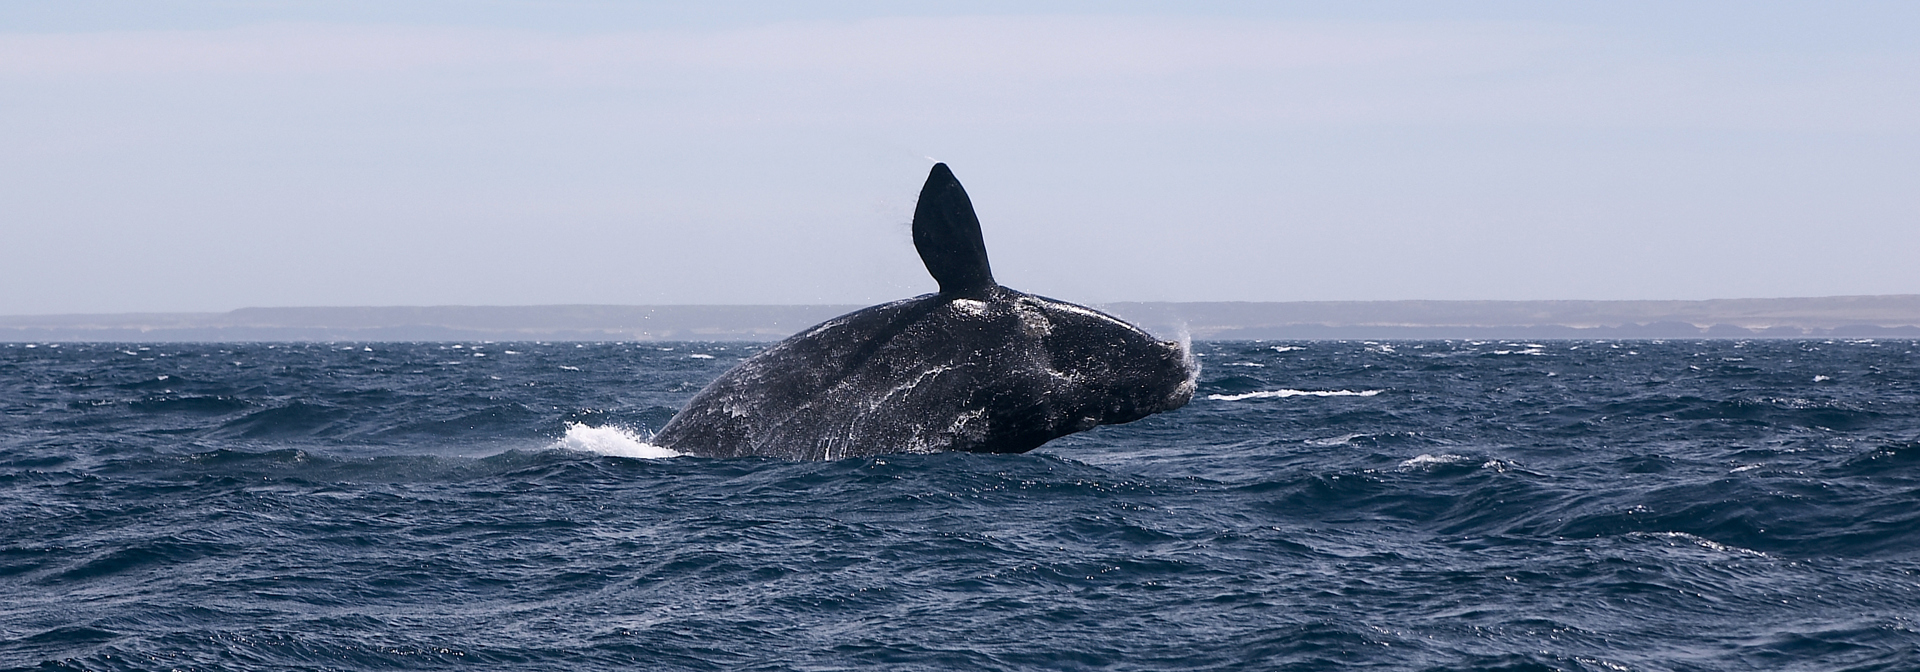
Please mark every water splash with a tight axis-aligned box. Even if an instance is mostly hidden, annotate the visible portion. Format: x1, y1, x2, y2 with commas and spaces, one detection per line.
550, 423, 681, 459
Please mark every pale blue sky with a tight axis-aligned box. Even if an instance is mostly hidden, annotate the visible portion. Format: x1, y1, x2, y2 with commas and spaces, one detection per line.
4, 2, 1916, 314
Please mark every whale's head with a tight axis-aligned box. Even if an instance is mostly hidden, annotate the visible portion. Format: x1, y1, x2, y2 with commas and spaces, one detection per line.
902, 161, 1197, 452
1003, 292, 1198, 431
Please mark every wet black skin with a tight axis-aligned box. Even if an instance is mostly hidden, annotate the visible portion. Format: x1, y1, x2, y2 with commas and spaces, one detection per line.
651, 164, 1198, 460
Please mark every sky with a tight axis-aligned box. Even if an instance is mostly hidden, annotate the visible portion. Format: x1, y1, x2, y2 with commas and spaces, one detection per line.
3, 1, 1917, 314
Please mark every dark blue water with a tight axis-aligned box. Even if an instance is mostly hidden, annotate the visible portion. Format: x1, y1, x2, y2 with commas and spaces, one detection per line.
3, 340, 1918, 671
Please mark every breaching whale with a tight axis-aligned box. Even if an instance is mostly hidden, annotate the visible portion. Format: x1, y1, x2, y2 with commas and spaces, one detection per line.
652, 163, 1198, 460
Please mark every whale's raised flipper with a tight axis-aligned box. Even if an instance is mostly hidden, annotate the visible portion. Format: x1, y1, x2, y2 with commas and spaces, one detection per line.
913, 163, 997, 296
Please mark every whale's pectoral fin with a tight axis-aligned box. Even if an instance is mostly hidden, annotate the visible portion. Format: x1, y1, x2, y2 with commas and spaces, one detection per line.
913, 163, 997, 296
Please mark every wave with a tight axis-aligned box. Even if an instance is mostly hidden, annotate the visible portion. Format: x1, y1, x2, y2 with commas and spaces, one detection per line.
1207, 389, 1383, 401
548, 423, 681, 459
1398, 453, 1474, 468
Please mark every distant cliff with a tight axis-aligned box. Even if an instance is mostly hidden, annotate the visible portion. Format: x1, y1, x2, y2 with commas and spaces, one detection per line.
5, 296, 1920, 342
0, 305, 861, 342
1103, 296, 1920, 340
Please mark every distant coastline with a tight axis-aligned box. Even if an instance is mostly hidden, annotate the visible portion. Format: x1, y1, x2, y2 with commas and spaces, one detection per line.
5, 296, 1920, 342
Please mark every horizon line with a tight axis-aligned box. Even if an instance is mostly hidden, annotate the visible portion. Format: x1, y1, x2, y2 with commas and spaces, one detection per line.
10, 293, 1920, 319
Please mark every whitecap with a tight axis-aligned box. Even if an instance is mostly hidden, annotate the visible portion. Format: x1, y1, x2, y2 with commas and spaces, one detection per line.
549, 423, 681, 459
1400, 453, 1471, 468
1207, 389, 1383, 401
1640, 531, 1768, 558
688, 354, 715, 359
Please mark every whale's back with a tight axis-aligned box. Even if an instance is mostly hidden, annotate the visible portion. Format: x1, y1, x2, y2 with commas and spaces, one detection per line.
653, 289, 1193, 460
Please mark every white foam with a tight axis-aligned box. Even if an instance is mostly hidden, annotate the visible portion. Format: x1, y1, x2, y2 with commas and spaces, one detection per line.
1400, 453, 1471, 468
1271, 346, 1304, 353
1207, 389, 1382, 401
549, 423, 681, 459
1641, 531, 1769, 558
688, 354, 715, 359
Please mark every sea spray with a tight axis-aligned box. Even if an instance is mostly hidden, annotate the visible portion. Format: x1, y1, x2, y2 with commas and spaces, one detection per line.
551, 422, 681, 458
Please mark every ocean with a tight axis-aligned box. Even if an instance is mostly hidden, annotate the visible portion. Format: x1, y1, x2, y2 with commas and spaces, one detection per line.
2, 339, 1917, 670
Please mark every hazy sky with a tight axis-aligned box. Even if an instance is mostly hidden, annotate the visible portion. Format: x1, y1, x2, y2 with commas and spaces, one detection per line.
4, 1, 1917, 314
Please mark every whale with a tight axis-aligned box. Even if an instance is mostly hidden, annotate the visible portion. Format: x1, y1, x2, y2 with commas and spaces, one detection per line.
652, 163, 1197, 460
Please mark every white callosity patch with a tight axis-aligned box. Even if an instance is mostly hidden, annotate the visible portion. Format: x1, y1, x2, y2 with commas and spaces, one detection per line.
949, 299, 989, 317
1035, 297, 1137, 331
1013, 299, 1055, 338
717, 387, 752, 416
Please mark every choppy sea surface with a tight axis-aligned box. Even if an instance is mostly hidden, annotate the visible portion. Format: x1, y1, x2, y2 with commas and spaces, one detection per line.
3, 340, 1918, 671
